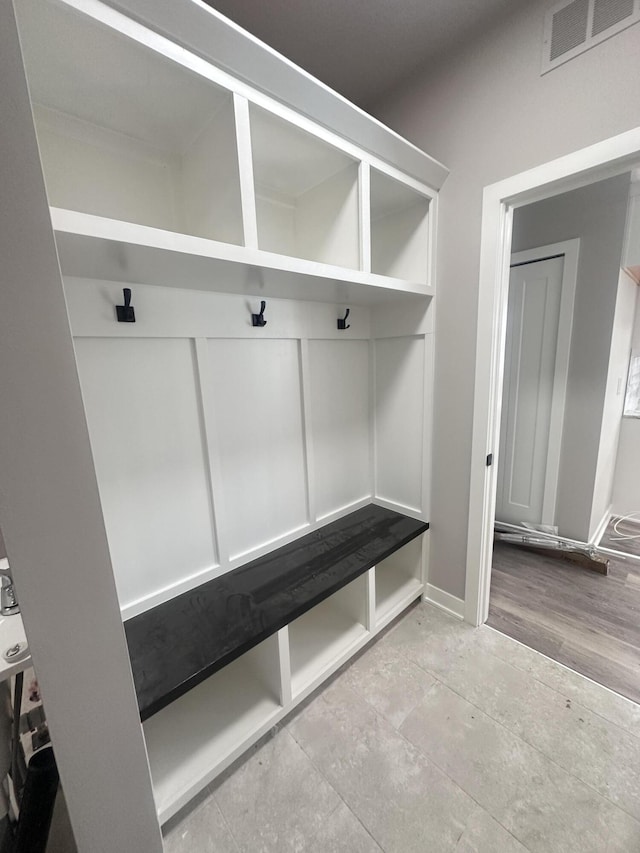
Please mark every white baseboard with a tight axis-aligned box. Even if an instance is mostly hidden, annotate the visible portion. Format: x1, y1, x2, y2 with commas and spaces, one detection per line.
423, 584, 465, 620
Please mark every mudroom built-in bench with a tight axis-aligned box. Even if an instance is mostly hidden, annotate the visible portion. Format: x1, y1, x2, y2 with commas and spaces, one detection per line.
125, 504, 428, 821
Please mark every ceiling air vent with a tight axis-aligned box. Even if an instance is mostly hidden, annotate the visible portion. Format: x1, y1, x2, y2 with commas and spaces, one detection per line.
542, 0, 640, 72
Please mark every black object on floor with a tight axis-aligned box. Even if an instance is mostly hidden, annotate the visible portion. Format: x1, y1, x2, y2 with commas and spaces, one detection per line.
12, 747, 59, 853
126, 504, 428, 720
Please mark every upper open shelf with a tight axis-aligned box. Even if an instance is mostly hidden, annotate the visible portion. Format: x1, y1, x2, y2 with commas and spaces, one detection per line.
370, 169, 430, 283
16, 0, 437, 304
17, 0, 244, 246
249, 105, 360, 269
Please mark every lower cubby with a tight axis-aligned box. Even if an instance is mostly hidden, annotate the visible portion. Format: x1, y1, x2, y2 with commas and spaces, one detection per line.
289, 574, 369, 697
143, 634, 282, 823
374, 534, 425, 627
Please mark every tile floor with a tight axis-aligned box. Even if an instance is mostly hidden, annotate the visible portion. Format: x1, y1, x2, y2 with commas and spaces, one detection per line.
163, 602, 640, 852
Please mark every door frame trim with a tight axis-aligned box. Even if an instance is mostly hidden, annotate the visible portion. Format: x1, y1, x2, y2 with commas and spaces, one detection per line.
464, 126, 640, 627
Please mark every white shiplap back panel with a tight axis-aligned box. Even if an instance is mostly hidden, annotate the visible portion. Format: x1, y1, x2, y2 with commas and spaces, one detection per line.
74, 337, 217, 610
206, 338, 308, 559
374, 336, 425, 514
307, 339, 371, 520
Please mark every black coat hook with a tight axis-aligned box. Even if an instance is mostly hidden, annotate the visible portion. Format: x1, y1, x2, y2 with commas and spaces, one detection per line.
337, 308, 350, 330
252, 300, 267, 327
116, 288, 135, 323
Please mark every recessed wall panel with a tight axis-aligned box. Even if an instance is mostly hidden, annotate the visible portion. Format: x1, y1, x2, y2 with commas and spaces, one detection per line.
74, 337, 216, 610
374, 336, 425, 512
206, 338, 308, 558
307, 340, 370, 518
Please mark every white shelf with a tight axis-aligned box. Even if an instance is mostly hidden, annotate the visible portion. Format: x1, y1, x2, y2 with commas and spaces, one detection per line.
289, 577, 369, 697
52, 208, 434, 305
143, 637, 281, 823
375, 535, 425, 625
250, 105, 361, 269
17, 0, 244, 245
371, 169, 430, 283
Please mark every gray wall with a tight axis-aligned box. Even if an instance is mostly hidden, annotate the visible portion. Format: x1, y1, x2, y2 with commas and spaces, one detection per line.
511, 175, 630, 541
372, 2, 640, 599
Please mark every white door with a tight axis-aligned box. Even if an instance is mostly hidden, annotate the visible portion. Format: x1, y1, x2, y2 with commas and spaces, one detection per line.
496, 255, 566, 526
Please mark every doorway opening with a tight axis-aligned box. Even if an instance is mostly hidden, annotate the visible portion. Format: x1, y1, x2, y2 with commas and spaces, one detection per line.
466, 127, 640, 702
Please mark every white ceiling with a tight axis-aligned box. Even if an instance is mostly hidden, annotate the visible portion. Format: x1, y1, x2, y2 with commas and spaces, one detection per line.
204, 0, 532, 111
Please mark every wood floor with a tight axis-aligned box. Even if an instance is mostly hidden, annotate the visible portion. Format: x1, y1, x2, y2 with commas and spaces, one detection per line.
598, 514, 640, 557
488, 540, 640, 705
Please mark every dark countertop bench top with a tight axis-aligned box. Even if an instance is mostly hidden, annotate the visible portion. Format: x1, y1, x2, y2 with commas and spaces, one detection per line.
125, 503, 428, 720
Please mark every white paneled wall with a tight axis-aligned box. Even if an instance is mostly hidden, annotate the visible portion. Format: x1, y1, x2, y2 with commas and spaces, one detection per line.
206, 338, 308, 559
75, 337, 217, 610
69, 279, 430, 617
306, 339, 371, 520
374, 336, 426, 513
